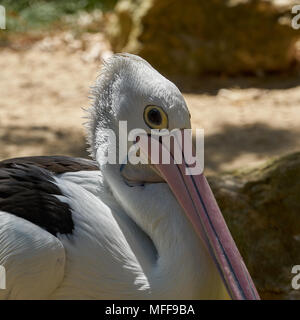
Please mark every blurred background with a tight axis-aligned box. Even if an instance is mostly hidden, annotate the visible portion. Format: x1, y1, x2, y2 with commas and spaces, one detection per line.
1, 0, 300, 175
1, 0, 300, 299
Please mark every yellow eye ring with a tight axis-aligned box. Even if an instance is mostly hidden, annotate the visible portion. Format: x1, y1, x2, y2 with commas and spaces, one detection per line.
143, 105, 168, 129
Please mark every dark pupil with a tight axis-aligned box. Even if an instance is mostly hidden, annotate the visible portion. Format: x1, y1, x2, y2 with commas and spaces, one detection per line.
148, 108, 162, 125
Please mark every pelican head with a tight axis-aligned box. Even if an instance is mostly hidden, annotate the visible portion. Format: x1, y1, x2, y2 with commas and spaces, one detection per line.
87, 53, 191, 183
86, 53, 259, 300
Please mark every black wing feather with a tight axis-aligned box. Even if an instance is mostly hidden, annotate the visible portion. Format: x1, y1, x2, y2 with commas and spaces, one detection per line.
0, 156, 98, 236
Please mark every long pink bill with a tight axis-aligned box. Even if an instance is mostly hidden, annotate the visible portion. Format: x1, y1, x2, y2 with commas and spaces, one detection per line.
138, 131, 260, 300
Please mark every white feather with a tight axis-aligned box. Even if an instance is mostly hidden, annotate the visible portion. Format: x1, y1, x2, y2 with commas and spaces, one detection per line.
0, 211, 65, 299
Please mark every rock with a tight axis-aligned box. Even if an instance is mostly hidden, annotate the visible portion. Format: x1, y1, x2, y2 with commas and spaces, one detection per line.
207, 152, 300, 299
106, 0, 300, 77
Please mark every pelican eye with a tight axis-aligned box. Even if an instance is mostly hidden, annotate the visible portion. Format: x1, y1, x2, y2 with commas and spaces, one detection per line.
144, 105, 168, 129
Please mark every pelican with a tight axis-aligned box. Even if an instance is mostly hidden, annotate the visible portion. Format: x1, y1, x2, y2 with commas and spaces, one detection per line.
0, 53, 259, 300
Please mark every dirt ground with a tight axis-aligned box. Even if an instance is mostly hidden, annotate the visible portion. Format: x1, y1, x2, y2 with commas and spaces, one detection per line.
1, 32, 300, 175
